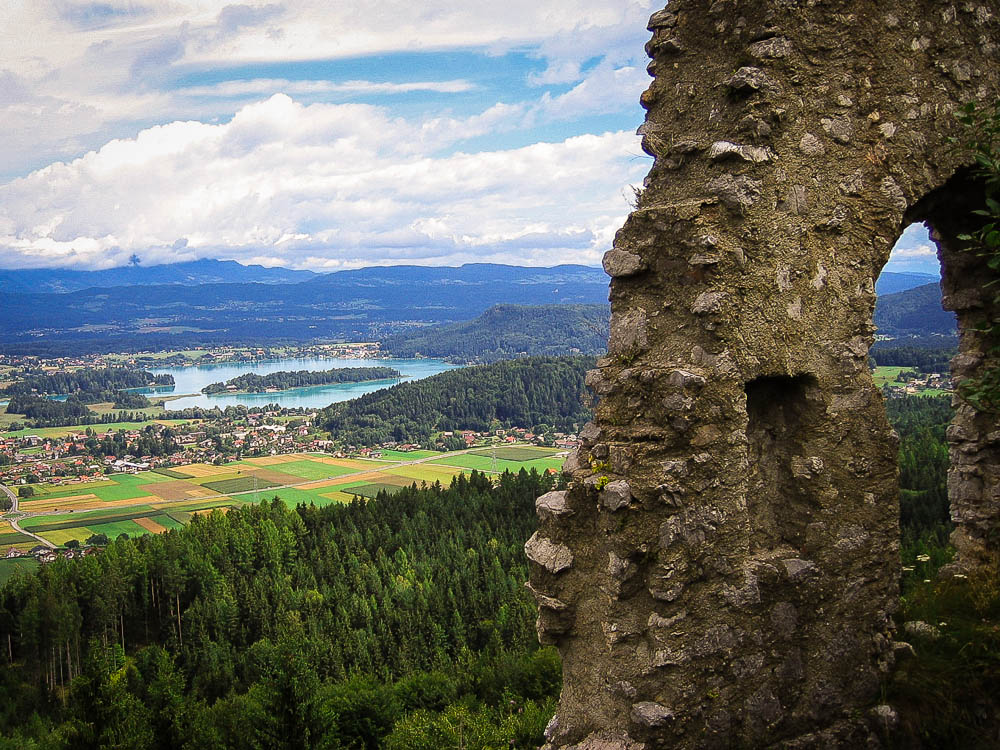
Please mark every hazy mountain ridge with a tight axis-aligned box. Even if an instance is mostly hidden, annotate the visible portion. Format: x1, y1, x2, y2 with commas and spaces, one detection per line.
0, 262, 944, 350
0, 259, 316, 293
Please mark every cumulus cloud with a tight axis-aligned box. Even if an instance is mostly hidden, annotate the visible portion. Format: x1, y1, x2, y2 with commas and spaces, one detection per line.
0, 94, 648, 270
1, 0, 656, 177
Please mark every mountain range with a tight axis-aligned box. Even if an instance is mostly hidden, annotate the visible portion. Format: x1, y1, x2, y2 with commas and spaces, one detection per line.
0, 259, 316, 293
0, 260, 948, 352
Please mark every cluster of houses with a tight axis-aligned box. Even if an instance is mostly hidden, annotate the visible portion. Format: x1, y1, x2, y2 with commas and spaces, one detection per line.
0, 414, 333, 486
882, 371, 952, 398
7, 544, 101, 562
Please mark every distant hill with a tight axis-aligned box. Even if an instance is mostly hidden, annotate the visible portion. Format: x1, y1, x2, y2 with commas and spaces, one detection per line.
0, 263, 611, 350
0, 259, 316, 293
381, 303, 610, 362
875, 271, 940, 296
319, 355, 595, 446
874, 282, 957, 337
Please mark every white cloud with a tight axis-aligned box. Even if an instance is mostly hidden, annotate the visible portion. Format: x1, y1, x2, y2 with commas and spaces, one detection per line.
0, 0, 657, 177
889, 243, 936, 260
0, 94, 648, 270
178, 78, 477, 98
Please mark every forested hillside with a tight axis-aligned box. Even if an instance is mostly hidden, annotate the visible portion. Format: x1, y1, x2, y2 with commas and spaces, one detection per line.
319, 356, 595, 446
0, 470, 559, 749
873, 282, 957, 337
381, 304, 610, 362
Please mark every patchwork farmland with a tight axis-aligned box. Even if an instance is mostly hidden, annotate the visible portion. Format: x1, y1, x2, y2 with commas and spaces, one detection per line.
1, 446, 566, 553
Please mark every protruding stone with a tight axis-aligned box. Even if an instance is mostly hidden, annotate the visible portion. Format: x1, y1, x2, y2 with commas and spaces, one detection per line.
724, 66, 774, 95
604, 248, 646, 277
706, 174, 763, 213
631, 702, 674, 727
782, 558, 818, 579
748, 36, 792, 59
525, 532, 574, 574
536, 490, 572, 520
820, 115, 854, 144
609, 310, 649, 355
707, 141, 775, 163
799, 132, 825, 155
691, 291, 728, 314
600, 480, 633, 511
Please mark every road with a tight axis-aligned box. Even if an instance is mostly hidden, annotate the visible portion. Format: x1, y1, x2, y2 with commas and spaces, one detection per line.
0, 483, 55, 549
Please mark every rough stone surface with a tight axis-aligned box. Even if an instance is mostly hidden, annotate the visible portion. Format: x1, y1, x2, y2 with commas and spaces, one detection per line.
530, 2, 1000, 748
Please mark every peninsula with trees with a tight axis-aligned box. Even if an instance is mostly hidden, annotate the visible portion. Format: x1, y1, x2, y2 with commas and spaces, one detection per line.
201, 366, 402, 395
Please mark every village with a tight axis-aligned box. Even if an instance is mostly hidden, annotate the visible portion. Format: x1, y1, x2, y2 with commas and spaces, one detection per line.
1, 414, 576, 488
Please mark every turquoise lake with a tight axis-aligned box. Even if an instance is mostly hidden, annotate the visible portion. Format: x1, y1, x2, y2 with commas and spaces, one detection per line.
144, 357, 462, 410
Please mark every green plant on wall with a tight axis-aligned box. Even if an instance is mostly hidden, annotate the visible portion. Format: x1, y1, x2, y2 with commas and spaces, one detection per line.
952, 99, 1000, 412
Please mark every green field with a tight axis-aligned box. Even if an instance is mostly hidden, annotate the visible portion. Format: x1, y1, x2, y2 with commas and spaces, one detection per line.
431, 453, 564, 475
469, 446, 560, 461
343, 483, 406, 499
0, 558, 40, 586
202, 476, 280, 494
152, 468, 191, 479
262, 459, 359, 481
376, 449, 442, 461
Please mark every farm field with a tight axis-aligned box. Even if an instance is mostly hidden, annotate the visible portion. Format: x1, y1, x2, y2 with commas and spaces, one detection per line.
1, 445, 566, 553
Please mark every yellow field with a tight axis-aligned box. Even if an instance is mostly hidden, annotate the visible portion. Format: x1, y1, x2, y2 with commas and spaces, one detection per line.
310, 456, 389, 470
43, 529, 93, 546
134, 517, 167, 533
21, 494, 157, 513
188, 472, 243, 486
243, 455, 302, 466
175, 463, 233, 477
383, 465, 462, 484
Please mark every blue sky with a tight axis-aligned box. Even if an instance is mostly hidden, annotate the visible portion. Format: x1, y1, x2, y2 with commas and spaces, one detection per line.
0, 1, 936, 275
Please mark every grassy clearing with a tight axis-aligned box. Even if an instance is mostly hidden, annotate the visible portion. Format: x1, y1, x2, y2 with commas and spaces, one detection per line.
0, 558, 40, 586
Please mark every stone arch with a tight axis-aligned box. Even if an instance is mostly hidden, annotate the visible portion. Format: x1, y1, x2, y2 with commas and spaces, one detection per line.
526, 2, 1000, 748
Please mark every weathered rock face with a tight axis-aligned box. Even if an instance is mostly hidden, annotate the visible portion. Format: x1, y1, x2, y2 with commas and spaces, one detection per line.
527, 2, 1000, 748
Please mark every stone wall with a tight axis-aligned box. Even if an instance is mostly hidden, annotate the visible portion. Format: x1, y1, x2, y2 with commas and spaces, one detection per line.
527, 2, 1000, 748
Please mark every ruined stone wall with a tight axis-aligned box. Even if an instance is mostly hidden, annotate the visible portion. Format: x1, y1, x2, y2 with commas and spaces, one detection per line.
527, 2, 1000, 748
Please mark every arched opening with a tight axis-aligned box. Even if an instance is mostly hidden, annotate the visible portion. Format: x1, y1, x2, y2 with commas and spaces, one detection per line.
872, 224, 955, 559
872, 166, 1000, 572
